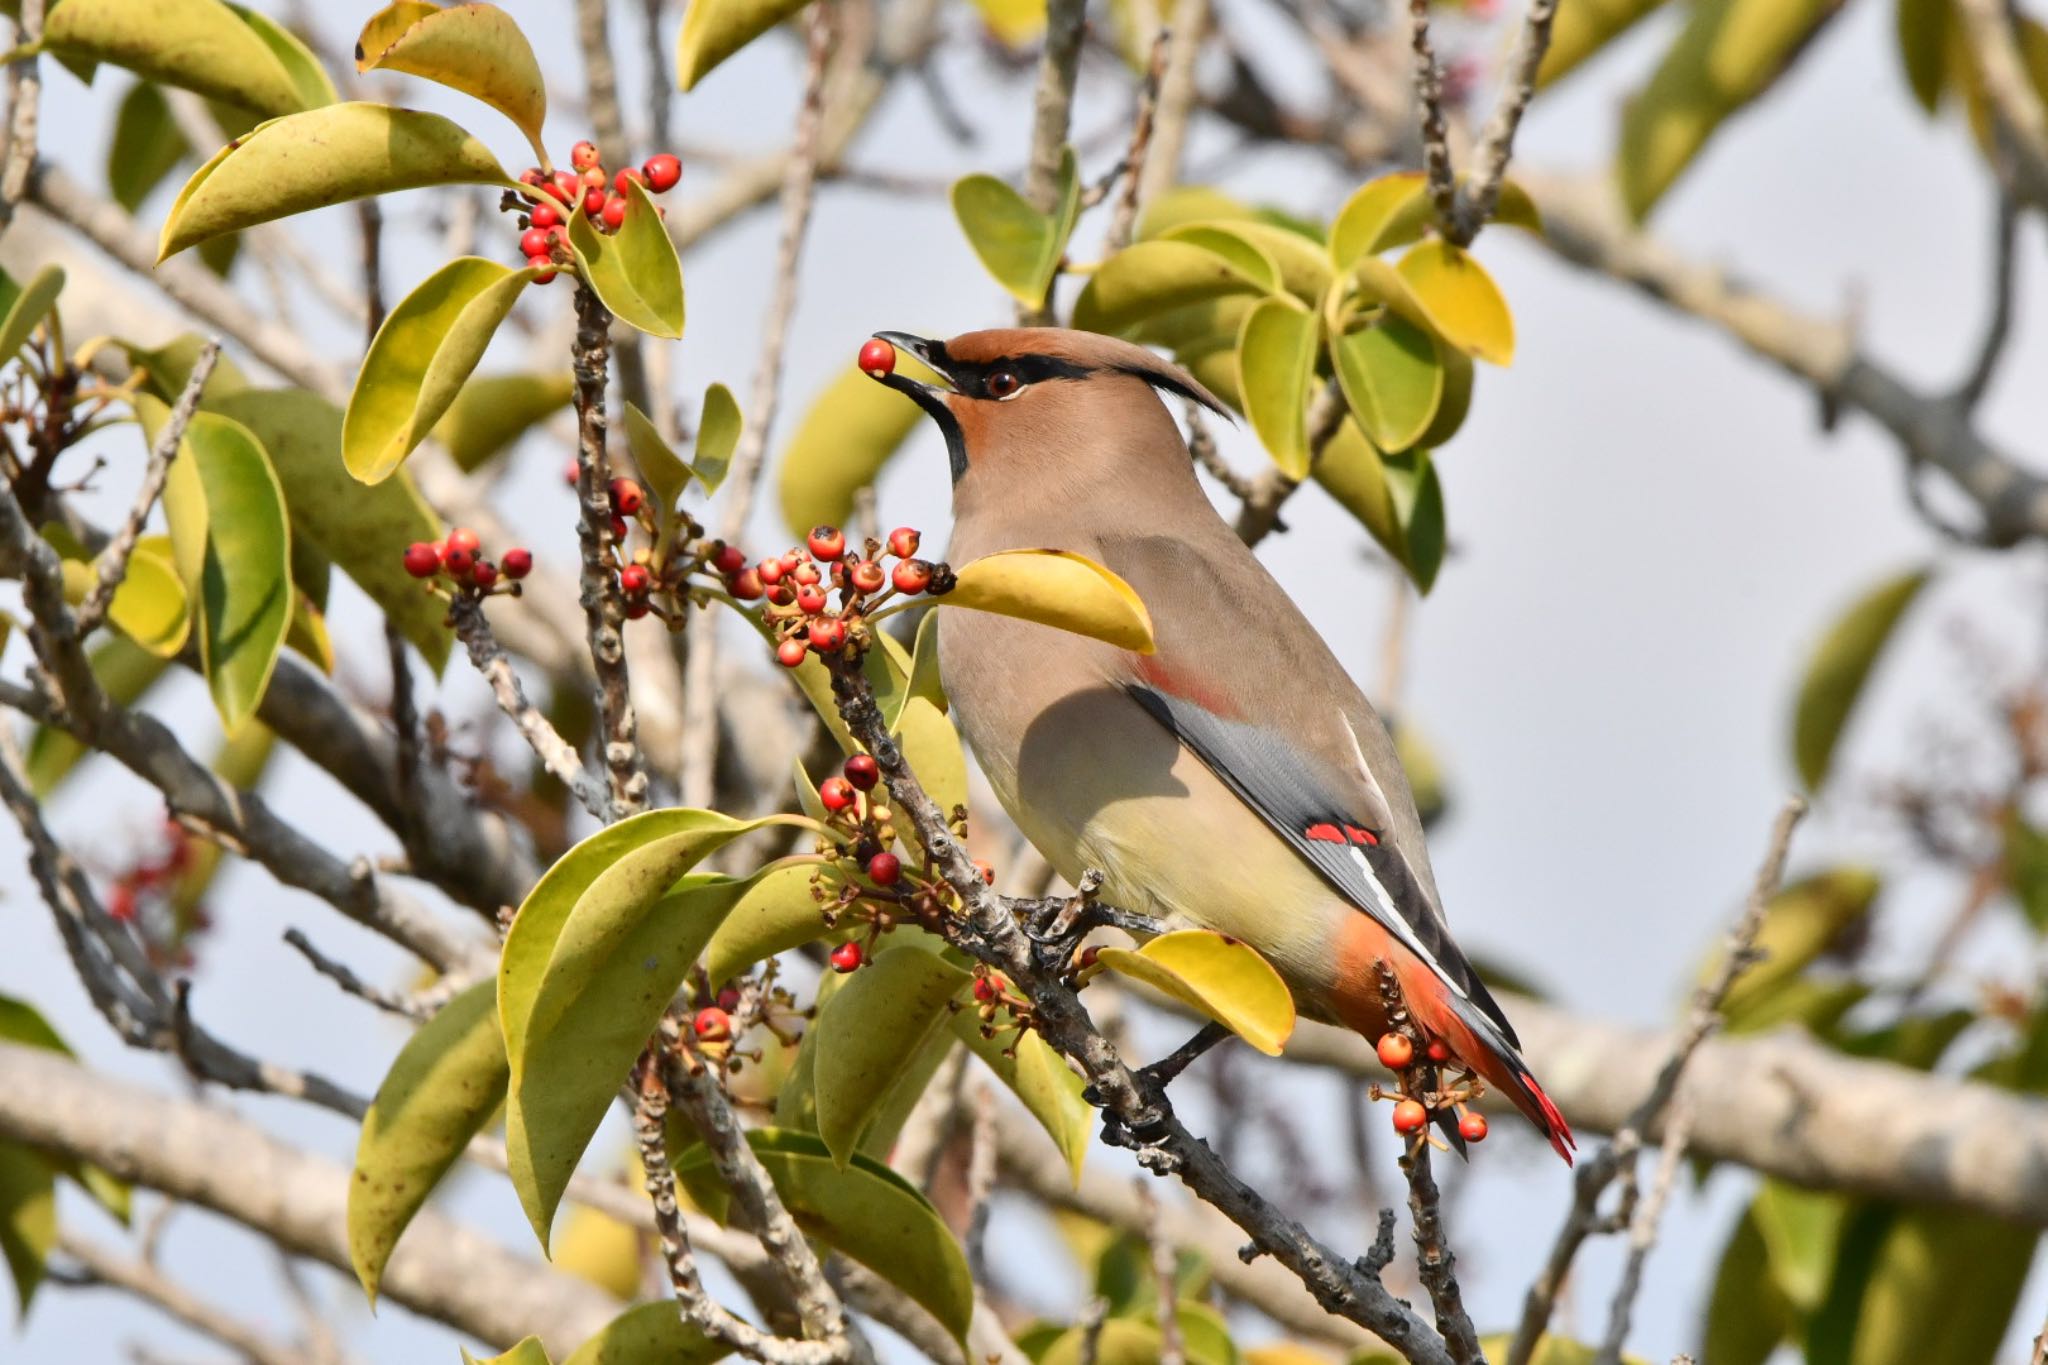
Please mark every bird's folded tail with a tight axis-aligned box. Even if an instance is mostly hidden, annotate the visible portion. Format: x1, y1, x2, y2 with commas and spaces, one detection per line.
1399, 962, 1576, 1165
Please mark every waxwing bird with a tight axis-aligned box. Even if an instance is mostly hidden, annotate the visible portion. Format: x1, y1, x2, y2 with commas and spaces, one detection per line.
866, 327, 1574, 1163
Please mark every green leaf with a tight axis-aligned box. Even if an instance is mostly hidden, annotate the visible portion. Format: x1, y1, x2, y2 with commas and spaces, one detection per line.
1314, 420, 1403, 561
1332, 317, 1442, 454
348, 981, 510, 1305
1073, 239, 1275, 336
158, 103, 516, 262
896, 608, 947, 726
127, 332, 249, 405
1173, 220, 1332, 306
227, 4, 337, 112
61, 535, 189, 657
1702, 1206, 1798, 1365
1041, 1320, 1169, 1365
25, 636, 168, 795
1791, 569, 1929, 790
1705, 869, 1880, 1025
951, 146, 1081, 308
107, 82, 189, 212
434, 371, 574, 472
344, 258, 534, 484
355, 1, 547, 167
776, 361, 930, 540
0, 265, 62, 367
1838, 1208, 2036, 1365
562, 1301, 731, 1365
674, 1128, 974, 1346
895, 694, 970, 841
813, 944, 971, 1166
153, 406, 293, 732
2004, 812, 2048, 931
701, 863, 836, 987
465, 1339, 553, 1365
674, 0, 815, 90
1754, 1179, 1849, 1315
40, 0, 317, 118
212, 389, 453, 672
1135, 186, 1253, 242
1394, 241, 1514, 366
1235, 298, 1318, 480
1385, 451, 1447, 594
1538, 0, 1672, 87
0, 1143, 54, 1315
624, 401, 693, 526
954, 1012, 1091, 1183
1093, 930, 1295, 1056
939, 548, 1156, 653
1416, 345, 1474, 449
692, 383, 742, 496
568, 178, 685, 340
1617, 0, 1848, 219
1896, 0, 1952, 112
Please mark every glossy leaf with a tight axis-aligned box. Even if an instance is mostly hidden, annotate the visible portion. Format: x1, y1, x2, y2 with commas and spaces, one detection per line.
356, 2, 548, 166
25, 637, 168, 795
1179, 220, 1332, 305
1073, 239, 1274, 336
673, 1128, 973, 1346
1385, 451, 1447, 594
1791, 570, 1929, 790
0, 265, 62, 367
701, 864, 834, 988
940, 548, 1155, 653
814, 945, 971, 1165
1136, 186, 1253, 241
692, 383, 742, 496
1537, 0, 1672, 87
465, 1340, 552, 1365
954, 1013, 1090, 1183
569, 178, 685, 339
108, 83, 187, 211
0, 1143, 54, 1314
61, 536, 188, 657
127, 332, 250, 405
562, 1301, 730, 1365
348, 981, 510, 1304
1332, 318, 1442, 453
40, 0, 316, 118
1416, 344, 1475, 449
1094, 930, 1295, 1055
1314, 420, 1404, 565
624, 401, 692, 525
1617, 0, 1848, 219
1707, 869, 1880, 1025
213, 389, 452, 672
159, 103, 515, 261
229, 4, 337, 111
1395, 241, 1514, 366
674, 0, 814, 89
1236, 298, 1318, 479
776, 360, 930, 539
1328, 174, 1429, 270
434, 371, 574, 472
951, 147, 1081, 307
345, 258, 534, 483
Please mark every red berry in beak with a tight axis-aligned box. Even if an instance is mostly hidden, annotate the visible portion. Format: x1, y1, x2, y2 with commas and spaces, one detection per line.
858, 338, 896, 375
643, 154, 682, 193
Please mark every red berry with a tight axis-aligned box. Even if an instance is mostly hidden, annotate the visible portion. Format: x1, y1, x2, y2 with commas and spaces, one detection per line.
472, 559, 499, 588
1079, 945, 1101, 969
643, 153, 682, 193
866, 851, 901, 886
1458, 1112, 1488, 1143
716, 987, 742, 1012
403, 542, 442, 578
819, 776, 855, 812
443, 547, 477, 579
580, 165, 608, 189
619, 564, 652, 595
1377, 1034, 1415, 1070
583, 186, 607, 215
446, 527, 482, 556
609, 478, 645, 515
519, 167, 547, 193
808, 525, 846, 561
973, 859, 996, 886
858, 338, 896, 376
107, 882, 137, 922
610, 514, 629, 542
776, 638, 808, 668
526, 256, 557, 284
625, 598, 652, 620
712, 544, 746, 575
808, 619, 846, 652
843, 753, 879, 790
601, 193, 627, 230
891, 559, 933, 595
887, 527, 921, 558
570, 140, 601, 171
830, 940, 864, 973
756, 557, 785, 586
693, 1006, 732, 1042
727, 568, 764, 601
850, 561, 886, 594
780, 550, 803, 575
767, 584, 796, 607
520, 227, 551, 258
796, 587, 828, 615
614, 167, 647, 195
501, 547, 533, 579
551, 170, 582, 205
564, 459, 580, 487
1392, 1099, 1428, 1134
1427, 1039, 1452, 1064
973, 974, 999, 1003
530, 200, 563, 230
792, 562, 822, 586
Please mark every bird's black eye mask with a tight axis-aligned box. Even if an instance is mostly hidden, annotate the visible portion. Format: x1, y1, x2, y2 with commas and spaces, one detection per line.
935, 344, 1226, 415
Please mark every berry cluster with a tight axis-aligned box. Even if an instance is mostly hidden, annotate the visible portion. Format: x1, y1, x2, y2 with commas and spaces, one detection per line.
102, 816, 209, 971
732, 523, 946, 669
689, 963, 805, 1080
507, 140, 683, 283
402, 527, 534, 599
1373, 1031, 1488, 1145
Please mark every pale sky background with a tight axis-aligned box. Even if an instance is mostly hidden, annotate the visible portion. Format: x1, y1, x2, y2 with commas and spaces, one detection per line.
4, 0, 2046, 1360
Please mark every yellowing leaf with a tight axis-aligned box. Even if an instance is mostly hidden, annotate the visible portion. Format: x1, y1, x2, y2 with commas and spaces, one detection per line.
62, 536, 189, 657
1333, 317, 1441, 455
814, 945, 971, 1166
1329, 174, 1430, 270
1176, 221, 1331, 305
228, 4, 337, 112
553, 1200, 642, 1300
1791, 569, 1929, 790
344, 258, 534, 484
1236, 298, 1319, 479
1094, 930, 1295, 1056
562, 1301, 730, 1365
569, 178, 685, 340
158, 103, 515, 262
940, 548, 1155, 653
1707, 869, 1880, 1024
355, 2, 547, 167
1395, 241, 1514, 366
433, 371, 574, 472
967, 0, 1047, 46
40, 0, 315, 118
1073, 238, 1275, 336
464, 1340, 551, 1365
952, 148, 1081, 307
954, 1014, 1091, 1183
1135, 186, 1253, 242
1537, 0, 1672, 87
348, 981, 509, 1304
675, 0, 813, 90
701, 863, 835, 987
776, 361, 930, 540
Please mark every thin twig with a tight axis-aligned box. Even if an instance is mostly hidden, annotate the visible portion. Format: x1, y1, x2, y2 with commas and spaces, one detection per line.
1136, 0, 1208, 210
1406, 0, 1457, 230
56, 1231, 307, 1365
1450, 0, 1560, 243
1019, 0, 1088, 323
75, 339, 220, 638
1954, 187, 2019, 412
281, 929, 429, 1021
1104, 29, 1172, 253
1594, 1097, 1694, 1365
0, 0, 44, 240
1139, 1182, 1186, 1365
1234, 382, 1343, 544
964, 1081, 999, 1284
449, 595, 612, 820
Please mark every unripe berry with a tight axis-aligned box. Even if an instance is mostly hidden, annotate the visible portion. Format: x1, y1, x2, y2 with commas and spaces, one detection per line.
526, 256, 557, 284
843, 753, 879, 790
619, 563, 652, 595
726, 568, 764, 601
866, 851, 901, 886
756, 557, 785, 586
403, 542, 442, 578
776, 638, 808, 668
530, 200, 563, 230
849, 560, 886, 594
819, 776, 855, 812
609, 478, 645, 515
792, 562, 821, 586
1427, 1039, 1452, 1064
643, 153, 682, 193
830, 940, 864, 973
808, 619, 846, 652
858, 338, 895, 376
583, 186, 607, 215
887, 526, 920, 558
472, 559, 499, 588
1377, 1033, 1415, 1070
601, 193, 627, 230
693, 1006, 732, 1042
807, 524, 846, 561
1458, 1113, 1488, 1143
520, 227, 551, 258
892, 559, 933, 595
446, 528, 482, 556
796, 587, 827, 615
570, 140, 601, 171
551, 170, 582, 205
712, 543, 746, 575
502, 547, 533, 579
1392, 1099, 1428, 1134
443, 546, 476, 579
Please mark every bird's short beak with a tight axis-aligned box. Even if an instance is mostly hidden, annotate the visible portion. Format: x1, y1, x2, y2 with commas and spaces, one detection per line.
867, 331, 957, 408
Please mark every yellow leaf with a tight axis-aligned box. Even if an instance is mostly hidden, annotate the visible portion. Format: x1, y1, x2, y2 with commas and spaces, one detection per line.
1537, 0, 1672, 87
1095, 929, 1295, 1056
675, 0, 814, 90
1073, 238, 1274, 336
355, 2, 548, 168
1392, 241, 1515, 366
940, 549, 1155, 653
968, 0, 1047, 46
42, 0, 317, 119
553, 1200, 643, 1300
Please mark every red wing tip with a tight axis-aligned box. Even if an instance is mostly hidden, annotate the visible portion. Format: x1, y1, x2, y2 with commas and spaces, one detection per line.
1526, 1076, 1576, 1165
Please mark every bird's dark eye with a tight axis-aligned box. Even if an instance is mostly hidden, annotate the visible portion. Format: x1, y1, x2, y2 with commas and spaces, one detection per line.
985, 368, 1023, 400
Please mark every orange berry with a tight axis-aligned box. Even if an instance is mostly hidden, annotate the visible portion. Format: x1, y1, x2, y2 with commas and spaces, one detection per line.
1391, 1099, 1428, 1134
1458, 1112, 1488, 1142
1376, 1034, 1415, 1070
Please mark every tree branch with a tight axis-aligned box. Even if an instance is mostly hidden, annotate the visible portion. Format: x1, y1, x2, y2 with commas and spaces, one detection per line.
1450, 0, 1560, 244
0, 0, 43, 241
450, 595, 611, 821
